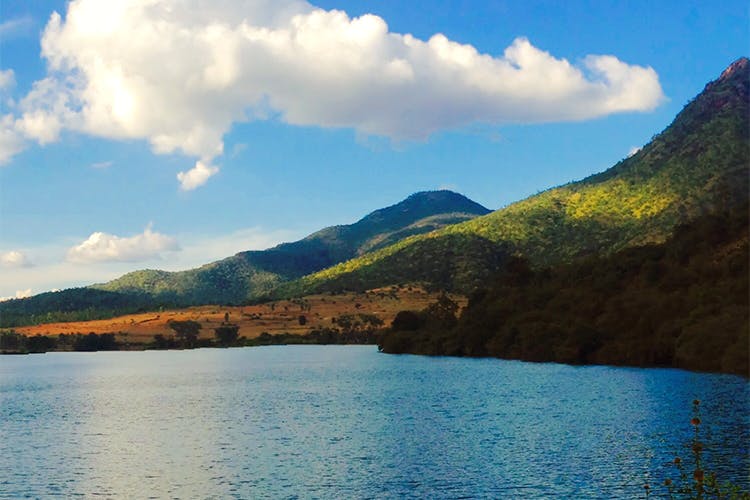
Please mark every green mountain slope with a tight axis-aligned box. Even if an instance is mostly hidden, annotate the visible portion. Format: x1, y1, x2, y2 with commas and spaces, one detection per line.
278, 57, 749, 297
91, 190, 490, 305
0, 288, 154, 328
379, 202, 749, 375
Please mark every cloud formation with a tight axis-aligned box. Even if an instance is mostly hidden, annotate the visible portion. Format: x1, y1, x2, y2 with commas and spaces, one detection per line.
67, 224, 180, 263
0, 289, 33, 302
0, 16, 34, 39
0, 115, 26, 165
0, 69, 15, 91
177, 160, 219, 191
1, 250, 32, 268
4, 0, 664, 187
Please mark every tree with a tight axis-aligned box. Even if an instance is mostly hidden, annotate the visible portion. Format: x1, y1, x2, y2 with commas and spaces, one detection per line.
168, 320, 201, 348
391, 310, 422, 331
214, 324, 239, 346
424, 293, 459, 329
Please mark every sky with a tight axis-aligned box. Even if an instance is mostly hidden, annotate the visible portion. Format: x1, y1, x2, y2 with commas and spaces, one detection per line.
0, 0, 747, 299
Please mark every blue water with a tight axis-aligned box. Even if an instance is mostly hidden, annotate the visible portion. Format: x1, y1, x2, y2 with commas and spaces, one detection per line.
0, 346, 747, 498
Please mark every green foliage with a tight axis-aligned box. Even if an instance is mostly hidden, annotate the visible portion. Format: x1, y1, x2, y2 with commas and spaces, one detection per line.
379, 203, 749, 375
213, 324, 240, 346
0, 330, 58, 353
380, 294, 461, 355
73, 333, 117, 352
0, 288, 155, 328
276, 233, 509, 297
168, 320, 202, 348
391, 311, 422, 331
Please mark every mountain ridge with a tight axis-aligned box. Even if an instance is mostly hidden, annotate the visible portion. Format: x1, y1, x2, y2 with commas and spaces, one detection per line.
274, 57, 749, 298
0, 190, 491, 327
92, 190, 490, 305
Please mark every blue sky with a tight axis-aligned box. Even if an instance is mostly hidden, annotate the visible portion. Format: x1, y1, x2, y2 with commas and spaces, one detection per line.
0, 0, 747, 298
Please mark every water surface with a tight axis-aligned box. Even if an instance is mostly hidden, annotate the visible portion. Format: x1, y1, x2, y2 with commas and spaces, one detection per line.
1, 346, 747, 498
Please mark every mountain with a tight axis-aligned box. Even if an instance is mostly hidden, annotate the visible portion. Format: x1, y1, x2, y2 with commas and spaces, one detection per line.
379, 201, 749, 375
0, 191, 490, 327
277, 58, 749, 298
93, 190, 489, 305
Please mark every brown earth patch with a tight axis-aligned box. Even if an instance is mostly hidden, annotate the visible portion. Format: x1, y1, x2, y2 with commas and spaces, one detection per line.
15, 286, 465, 344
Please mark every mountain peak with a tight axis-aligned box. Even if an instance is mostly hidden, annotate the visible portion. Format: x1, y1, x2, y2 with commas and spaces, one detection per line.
402, 189, 485, 207
702, 57, 749, 101
718, 57, 749, 82
360, 190, 491, 227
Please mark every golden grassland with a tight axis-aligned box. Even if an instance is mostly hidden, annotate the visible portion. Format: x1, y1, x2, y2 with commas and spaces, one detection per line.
14, 286, 465, 343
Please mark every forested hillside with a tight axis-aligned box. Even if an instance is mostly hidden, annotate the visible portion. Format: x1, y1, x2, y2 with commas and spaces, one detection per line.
379, 203, 749, 375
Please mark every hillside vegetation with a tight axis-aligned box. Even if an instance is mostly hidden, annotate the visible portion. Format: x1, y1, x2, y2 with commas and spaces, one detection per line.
278, 58, 749, 297
93, 190, 488, 305
379, 203, 749, 375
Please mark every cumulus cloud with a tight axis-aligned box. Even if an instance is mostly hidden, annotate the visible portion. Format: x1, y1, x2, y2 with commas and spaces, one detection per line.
0, 114, 26, 165
66, 224, 180, 263
1, 250, 32, 268
177, 160, 219, 191
0, 289, 33, 302
0, 69, 15, 91
5, 0, 664, 187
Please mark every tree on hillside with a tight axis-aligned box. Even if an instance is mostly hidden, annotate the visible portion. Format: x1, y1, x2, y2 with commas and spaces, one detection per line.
168, 320, 201, 348
214, 324, 239, 346
391, 310, 422, 331
424, 293, 459, 329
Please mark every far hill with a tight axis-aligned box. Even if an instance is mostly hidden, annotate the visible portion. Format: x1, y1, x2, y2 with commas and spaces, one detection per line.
93, 190, 489, 304
0, 191, 489, 327
277, 57, 749, 297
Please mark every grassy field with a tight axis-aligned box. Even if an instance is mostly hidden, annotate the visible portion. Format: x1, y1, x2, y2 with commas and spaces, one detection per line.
13, 286, 465, 344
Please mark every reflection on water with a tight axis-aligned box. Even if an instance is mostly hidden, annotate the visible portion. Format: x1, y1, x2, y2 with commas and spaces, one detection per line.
1, 346, 748, 498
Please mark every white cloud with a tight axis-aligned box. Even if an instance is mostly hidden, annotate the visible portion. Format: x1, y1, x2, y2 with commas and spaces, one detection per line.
0, 114, 26, 165
66, 224, 180, 263
4, 0, 664, 187
0, 69, 15, 91
0, 289, 33, 302
90, 160, 113, 168
0, 16, 34, 39
1, 250, 32, 268
627, 145, 641, 157
177, 160, 219, 191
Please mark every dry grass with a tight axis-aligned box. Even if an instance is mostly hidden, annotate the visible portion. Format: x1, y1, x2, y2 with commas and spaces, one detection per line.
15, 286, 466, 343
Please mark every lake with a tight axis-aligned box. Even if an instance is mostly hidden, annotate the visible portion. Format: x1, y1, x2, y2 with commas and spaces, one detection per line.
1, 346, 747, 498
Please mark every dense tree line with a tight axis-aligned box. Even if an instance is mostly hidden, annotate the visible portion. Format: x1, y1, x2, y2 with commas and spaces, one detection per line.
0, 288, 160, 328
380, 205, 749, 375
0, 331, 117, 353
